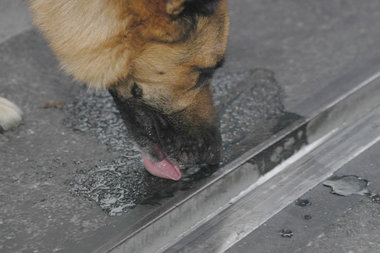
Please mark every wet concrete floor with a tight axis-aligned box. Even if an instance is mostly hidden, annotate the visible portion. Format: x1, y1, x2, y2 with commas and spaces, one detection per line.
64, 68, 298, 215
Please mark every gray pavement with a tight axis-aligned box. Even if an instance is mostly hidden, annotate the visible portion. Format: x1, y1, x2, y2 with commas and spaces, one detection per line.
0, 0, 32, 43
1, 1, 380, 252
226, 0, 380, 115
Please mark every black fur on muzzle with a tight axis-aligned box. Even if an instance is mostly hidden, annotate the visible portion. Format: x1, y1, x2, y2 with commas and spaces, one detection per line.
108, 88, 222, 178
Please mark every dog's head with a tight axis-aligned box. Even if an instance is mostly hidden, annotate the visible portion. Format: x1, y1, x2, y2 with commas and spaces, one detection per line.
107, 0, 229, 180
30, 0, 229, 180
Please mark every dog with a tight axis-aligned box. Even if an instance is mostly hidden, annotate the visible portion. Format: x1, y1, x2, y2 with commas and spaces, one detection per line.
0, 0, 229, 181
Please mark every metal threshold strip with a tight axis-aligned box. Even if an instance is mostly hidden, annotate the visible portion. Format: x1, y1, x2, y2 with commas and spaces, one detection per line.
102, 71, 380, 253
167, 93, 380, 253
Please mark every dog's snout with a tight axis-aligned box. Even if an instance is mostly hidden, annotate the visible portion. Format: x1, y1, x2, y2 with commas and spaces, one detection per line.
108, 87, 221, 176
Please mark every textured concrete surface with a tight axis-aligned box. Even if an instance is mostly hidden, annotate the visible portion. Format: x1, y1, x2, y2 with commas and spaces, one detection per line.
1, 0, 380, 252
0, 31, 115, 253
228, 141, 380, 253
226, 0, 380, 115
0, 0, 32, 43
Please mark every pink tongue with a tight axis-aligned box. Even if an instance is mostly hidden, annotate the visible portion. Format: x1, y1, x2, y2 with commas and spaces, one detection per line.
142, 156, 182, 181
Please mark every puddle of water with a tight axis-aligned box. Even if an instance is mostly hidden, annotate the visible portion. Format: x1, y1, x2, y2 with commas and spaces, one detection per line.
64, 69, 302, 215
323, 175, 370, 196
367, 193, 380, 204
323, 174, 380, 207
216, 69, 293, 160
280, 229, 294, 238
295, 198, 311, 207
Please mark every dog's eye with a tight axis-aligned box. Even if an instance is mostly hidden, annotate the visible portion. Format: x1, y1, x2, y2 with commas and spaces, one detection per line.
192, 58, 225, 90
131, 83, 143, 99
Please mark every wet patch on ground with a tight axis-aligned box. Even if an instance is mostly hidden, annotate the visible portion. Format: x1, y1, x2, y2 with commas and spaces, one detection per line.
64, 69, 302, 215
367, 193, 380, 204
280, 229, 294, 238
304, 214, 312, 220
295, 198, 312, 207
323, 175, 370, 196
323, 174, 380, 205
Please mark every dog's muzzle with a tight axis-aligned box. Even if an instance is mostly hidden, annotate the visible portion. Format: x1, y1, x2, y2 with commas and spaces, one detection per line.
108, 88, 222, 180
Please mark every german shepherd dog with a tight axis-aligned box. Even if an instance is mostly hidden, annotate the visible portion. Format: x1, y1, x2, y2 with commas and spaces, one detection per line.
0, 0, 229, 181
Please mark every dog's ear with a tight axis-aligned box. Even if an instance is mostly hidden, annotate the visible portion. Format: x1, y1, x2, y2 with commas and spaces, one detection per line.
165, 0, 187, 16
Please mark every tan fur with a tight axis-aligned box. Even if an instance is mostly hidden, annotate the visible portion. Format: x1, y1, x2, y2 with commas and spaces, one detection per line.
29, 0, 133, 88
166, 0, 187, 15
28, 0, 229, 123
